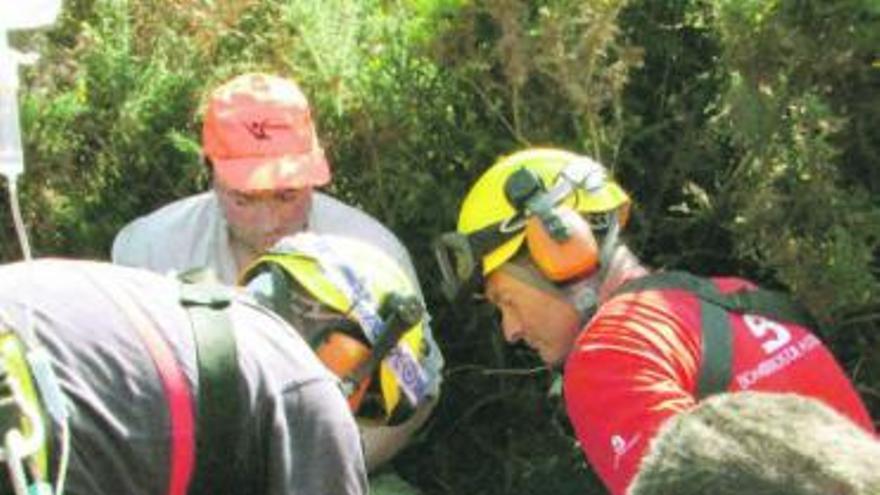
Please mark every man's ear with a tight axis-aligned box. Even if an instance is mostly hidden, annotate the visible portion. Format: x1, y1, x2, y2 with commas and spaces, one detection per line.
203, 156, 219, 190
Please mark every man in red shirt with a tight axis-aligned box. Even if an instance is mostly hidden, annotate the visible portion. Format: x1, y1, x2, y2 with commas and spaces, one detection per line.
434, 147, 875, 495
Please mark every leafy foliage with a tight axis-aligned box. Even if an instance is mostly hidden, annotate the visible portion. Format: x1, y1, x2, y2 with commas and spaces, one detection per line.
0, 1, 877, 494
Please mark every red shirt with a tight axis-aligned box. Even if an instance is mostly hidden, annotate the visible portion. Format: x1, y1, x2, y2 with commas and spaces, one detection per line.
563, 276, 875, 495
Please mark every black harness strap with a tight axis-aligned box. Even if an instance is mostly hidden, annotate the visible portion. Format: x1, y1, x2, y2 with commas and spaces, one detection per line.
178, 270, 243, 495
613, 271, 814, 399
694, 294, 733, 399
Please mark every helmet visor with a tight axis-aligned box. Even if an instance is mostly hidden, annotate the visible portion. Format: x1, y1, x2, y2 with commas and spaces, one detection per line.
433, 231, 479, 302
433, 224, 519, 302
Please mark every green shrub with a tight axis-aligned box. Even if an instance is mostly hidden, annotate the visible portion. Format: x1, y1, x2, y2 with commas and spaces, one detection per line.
0, 1, 876, 494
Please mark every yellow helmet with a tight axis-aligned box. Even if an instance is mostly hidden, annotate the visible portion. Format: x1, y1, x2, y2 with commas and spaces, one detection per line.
435, 148, 630, 298
241, 233, 431, 426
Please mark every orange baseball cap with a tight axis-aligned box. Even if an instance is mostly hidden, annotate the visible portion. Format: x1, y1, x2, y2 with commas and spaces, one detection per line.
202, 73, 331, 191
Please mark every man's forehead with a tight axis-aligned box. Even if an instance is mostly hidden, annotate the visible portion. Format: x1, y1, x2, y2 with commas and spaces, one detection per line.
481, 286, 496, 303
482, 271, 507, 302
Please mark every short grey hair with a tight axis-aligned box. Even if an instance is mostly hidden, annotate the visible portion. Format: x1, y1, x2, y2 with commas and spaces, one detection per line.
629, 392, 880, 495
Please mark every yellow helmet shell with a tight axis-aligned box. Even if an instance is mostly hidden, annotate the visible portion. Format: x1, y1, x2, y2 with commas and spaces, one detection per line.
457, 148, 630, 275
247, 234, 427, 423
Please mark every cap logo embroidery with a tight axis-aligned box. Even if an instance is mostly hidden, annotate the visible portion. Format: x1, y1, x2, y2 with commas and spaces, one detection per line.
244, 120, 291, 141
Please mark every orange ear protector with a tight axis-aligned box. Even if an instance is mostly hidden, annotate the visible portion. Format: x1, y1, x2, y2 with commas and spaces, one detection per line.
524, 210, 599, 281
309, 293, 424, 423
314, 329, 373, 412
505, 167, 601, 282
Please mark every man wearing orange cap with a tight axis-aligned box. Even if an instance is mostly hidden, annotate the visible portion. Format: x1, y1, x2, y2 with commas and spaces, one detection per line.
112, 73, 441, 493
112, 72, 417, 287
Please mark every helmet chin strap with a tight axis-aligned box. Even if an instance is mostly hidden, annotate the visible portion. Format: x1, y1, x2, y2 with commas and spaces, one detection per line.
595, 212, 622, 284
561, 212, 622, 323
561, 276, 600, 325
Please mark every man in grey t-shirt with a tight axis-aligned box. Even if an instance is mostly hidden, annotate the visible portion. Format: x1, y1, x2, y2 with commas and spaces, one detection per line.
111, 72, 420, 296
0, 259, 366, 495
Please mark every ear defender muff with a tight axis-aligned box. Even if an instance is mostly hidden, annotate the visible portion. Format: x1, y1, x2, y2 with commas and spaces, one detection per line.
308, 294, 425, 426
313, 324, 373, 413
524, 210, 599, 281
505, 167, 600, 281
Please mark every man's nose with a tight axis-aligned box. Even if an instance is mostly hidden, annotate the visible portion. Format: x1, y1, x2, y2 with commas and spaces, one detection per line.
500, 312, 524, 343
250, 201, 290, 232
249, 200, 276, 223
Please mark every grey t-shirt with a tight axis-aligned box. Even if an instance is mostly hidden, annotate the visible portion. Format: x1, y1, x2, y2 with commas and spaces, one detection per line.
111, 191, 419, 287
0, 259, 367, 495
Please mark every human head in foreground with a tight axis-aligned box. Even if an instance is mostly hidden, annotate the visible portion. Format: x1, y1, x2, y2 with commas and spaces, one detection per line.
628, 391, 880, 495
0, 258, 366, 495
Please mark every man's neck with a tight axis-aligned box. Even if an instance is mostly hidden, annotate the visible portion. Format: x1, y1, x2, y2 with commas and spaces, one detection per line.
597, 246, 650, 302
